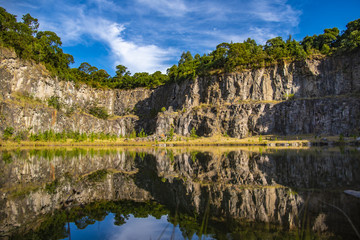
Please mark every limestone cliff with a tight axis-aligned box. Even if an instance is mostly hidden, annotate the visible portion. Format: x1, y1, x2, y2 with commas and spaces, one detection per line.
1, 46, 359, 137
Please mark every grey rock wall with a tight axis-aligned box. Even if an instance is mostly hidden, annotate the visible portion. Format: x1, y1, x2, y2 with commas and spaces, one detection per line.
1, 46, 359, 137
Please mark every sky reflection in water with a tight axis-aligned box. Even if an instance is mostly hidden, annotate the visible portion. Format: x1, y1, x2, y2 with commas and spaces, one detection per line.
64, 214, 211, 240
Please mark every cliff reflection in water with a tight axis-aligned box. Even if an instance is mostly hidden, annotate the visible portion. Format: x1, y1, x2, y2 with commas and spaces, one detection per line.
0, 147, 359, 239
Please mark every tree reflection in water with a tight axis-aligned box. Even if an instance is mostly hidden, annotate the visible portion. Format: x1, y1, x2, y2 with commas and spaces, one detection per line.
0, 147, 359, 239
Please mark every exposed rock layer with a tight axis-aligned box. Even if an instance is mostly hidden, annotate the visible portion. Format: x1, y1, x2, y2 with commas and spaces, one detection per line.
1, 47, 359, 137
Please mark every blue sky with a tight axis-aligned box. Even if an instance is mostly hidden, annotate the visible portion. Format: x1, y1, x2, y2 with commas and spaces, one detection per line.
1, 0, 359, 76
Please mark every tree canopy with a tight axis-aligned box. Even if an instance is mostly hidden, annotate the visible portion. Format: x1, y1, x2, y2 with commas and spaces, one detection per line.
0, 7, 359, 89
166, 23, 359, 82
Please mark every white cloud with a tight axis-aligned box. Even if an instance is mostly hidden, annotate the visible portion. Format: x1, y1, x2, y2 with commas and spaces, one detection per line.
34, 2, 176, 73
136, 0, 188, 16
92, 21, 175, 73
250, 0, 301, 26
109, 215, 177, 240
4, 0, 303, 74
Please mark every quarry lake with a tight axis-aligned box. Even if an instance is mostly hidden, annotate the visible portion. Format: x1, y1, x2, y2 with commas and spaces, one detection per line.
0, 147, 359, 240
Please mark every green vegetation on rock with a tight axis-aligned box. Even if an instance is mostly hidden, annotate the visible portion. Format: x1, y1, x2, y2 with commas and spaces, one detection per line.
0, 7, 360, 90
88, 104, 109, 119
2, 127, 14, 140
47, 95, 61, 110
0, 129, 122, 142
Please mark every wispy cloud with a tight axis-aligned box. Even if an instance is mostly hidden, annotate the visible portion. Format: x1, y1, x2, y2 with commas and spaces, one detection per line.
224, 27, 278, 45
2, 0, 303, 74
136, 0, 189, 17
18, 0, 177, 73
250, 0, 301, 26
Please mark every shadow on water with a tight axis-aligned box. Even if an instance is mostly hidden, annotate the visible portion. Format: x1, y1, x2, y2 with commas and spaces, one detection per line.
0, 147, 359, 239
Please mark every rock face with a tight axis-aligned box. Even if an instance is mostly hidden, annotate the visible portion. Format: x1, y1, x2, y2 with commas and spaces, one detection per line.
1, 46, 360, 137
149, 51, 360, 137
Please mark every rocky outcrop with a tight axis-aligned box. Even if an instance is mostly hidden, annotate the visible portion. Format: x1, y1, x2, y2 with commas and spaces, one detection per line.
149, 50, 360, 137
0, 47, 151, 116
1, 46, 359, 137
154, 96, 360, 137
0, 99, 136, 136
0, 47, 144, 135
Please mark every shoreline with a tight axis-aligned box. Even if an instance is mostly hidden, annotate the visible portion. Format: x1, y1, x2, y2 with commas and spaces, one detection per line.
1, 134, 359, 148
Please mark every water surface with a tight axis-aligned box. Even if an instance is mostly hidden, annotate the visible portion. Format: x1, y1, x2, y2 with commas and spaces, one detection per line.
0, 147, 359, 239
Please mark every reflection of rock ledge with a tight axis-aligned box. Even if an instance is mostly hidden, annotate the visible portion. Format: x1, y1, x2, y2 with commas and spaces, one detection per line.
0, 148, 359, 238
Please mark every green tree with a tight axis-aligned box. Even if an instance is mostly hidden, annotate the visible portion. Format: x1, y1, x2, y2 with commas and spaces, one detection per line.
22, 13, 39, 36
316, 28, 339, 54
115, 64, 130, 77
339, 19, 360, 52
1, 7, 359, 92
211, 42, 230, 69
301, 35, 316, 54
286, 37, 307, 59
264, 37, 288, 60
79, 62, 96, 75
178, 51, 193, 65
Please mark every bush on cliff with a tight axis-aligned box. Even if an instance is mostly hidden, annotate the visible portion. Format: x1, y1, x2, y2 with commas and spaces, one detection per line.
2, 127, 14, 140
47, 96, 61, 110
88, 105, 109, 120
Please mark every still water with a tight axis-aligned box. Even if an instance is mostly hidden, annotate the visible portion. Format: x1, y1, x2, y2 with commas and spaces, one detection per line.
0, 147, 359, 239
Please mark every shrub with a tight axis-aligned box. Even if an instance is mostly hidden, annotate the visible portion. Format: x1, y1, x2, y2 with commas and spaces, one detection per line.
138, 128, 146, 138
89, 105, 109, 119
2, 127, 14, 140
110, 134, 117, 141
48, 96, 61, 110
29, 132, 41, 141
129, 129, 137, 138
89, 132, 97, 142
167, 127, 174, 141
98, 132, 109, 140
190, 127, 198, 138
78, 132, 88, 142
43, 130, 55, 141
14, 130, 29, 141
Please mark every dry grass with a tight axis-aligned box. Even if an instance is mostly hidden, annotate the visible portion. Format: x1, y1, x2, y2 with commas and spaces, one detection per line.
1, 126, 358, 151
1, 133, 350, 149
